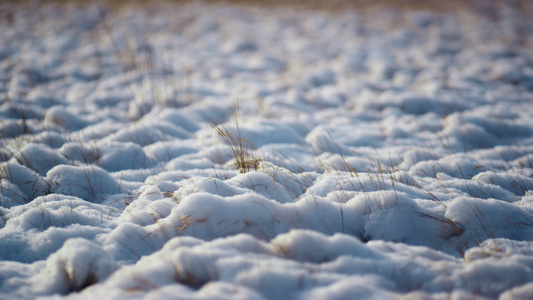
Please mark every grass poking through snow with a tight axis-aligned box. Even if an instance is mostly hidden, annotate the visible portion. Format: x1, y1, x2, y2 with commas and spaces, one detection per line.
213, 106, 261, 174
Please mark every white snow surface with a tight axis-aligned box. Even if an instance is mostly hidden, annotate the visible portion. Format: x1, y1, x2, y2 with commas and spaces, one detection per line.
1, 1, 533, 299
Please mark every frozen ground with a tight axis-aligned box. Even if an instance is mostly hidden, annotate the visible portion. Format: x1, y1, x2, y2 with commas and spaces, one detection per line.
1, 0, 533, 299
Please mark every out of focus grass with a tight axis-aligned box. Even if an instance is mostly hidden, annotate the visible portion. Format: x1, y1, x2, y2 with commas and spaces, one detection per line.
8, 0, 532, 12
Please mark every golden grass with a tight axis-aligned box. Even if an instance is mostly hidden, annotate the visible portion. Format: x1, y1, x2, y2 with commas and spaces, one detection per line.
10, 0, 532, 15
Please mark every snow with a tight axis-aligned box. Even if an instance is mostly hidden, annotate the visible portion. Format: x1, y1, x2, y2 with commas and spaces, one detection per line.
1, 0, 533, 299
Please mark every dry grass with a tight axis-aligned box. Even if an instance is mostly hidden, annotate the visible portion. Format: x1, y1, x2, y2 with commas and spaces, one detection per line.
12, 0, 529, 14
213, 107, 261, 174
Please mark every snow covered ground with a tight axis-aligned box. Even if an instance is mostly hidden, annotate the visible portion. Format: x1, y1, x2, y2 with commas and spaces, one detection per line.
1, 0, 533, 298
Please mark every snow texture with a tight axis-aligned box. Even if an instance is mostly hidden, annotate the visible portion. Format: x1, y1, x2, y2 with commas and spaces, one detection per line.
1, 0, 533, 299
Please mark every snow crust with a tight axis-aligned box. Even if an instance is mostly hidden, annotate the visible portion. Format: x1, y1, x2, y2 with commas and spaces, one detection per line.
1, 1, 533, 299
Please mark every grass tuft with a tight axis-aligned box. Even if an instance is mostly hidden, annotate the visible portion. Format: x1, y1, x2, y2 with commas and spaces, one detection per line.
213, 106, 261, 173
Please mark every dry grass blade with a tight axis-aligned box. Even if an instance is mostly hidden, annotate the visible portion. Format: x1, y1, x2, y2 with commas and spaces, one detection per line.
416, 211, 465, 240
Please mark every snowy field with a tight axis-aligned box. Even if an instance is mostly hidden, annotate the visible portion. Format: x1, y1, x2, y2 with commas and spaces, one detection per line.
1, 0, 533, 299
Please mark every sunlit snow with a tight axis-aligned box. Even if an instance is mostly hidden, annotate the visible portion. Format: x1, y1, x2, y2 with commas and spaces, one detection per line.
1, 1, 533, 299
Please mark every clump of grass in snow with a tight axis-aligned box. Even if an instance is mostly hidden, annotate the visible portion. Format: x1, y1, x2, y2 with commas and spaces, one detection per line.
213, 107, 261, 174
